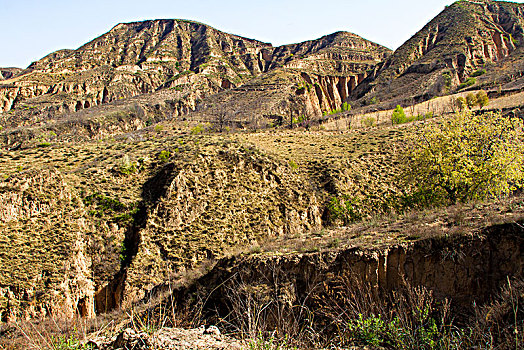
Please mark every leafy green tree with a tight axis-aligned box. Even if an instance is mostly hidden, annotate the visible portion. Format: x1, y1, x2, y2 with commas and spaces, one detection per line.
403, 111, 524, 205
391, 105, 407, 125
465, 93, 477, 109
476, 90, 489, 109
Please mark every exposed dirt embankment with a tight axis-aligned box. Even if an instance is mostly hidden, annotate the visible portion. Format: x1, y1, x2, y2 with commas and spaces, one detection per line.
0, 170, 95, 322
164, 221, 523, 327
300, 71, 368, 114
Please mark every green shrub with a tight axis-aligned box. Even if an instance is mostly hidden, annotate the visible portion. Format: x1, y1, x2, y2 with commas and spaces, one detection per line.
118, 154, 139, 175
327, 196, 362, 225
476, 90, 489, 109
442, 72, 452, 89
292, 115, 307, 125
296, 82, 313, 94
470, 69, 486, 77
83, 193, 126, 213
323, 103, 350, 116
455, 97, 467, 111
457, 77, 476, 90
347, 314, 386, 346
391, 105, 407, 125
424, 111, 434, 119
50, 334, 93, 350
361, 116, 376, 128
465, 93, 477, 109
157, 150, 171, 162
119, 242, 127, 264
190, 124, 205, 135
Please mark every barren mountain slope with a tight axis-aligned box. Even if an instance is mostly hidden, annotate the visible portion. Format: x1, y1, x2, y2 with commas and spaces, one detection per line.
0, 22, 389, 128
353, 0, 524, 107
0, 19, 272, 122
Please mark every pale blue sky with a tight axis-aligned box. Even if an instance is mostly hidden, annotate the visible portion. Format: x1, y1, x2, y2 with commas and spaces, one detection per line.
1, 0, 520, 68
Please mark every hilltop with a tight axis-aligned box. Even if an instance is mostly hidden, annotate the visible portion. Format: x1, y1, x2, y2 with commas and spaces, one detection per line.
0, 20, 389, 149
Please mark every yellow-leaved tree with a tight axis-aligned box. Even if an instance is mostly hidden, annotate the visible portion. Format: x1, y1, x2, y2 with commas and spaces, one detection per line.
402, 111, 524, 205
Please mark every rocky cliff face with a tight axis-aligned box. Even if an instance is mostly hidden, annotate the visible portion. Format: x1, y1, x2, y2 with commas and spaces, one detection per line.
192, 31, 390, 127
353, 0, 524, 106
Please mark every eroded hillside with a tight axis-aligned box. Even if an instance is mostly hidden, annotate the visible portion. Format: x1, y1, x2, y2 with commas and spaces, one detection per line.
354, 0, 524, 107
1, 2, 524, 348
0, 103, 420, 324
0, 22, 389, 146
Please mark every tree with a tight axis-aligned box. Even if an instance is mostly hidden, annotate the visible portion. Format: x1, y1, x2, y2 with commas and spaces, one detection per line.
402, 111, 524, 205
476, 90, 489, 109
391, 105, 406, 125
454, 97, 467, 112
211, 104, 231, 132
465, 93, 477, 109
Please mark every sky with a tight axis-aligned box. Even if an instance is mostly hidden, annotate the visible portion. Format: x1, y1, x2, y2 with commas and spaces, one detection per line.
0, 0, 520, 68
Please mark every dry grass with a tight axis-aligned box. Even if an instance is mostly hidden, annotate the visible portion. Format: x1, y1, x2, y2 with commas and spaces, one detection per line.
253, 193, 524, 257
0, 102, 523, 349
0, 310, 122, 350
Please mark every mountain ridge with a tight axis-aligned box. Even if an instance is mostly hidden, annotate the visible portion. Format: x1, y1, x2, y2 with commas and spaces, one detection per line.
353, 0, 524, 106
2, 0, 524, 146
0, 18, 391, 146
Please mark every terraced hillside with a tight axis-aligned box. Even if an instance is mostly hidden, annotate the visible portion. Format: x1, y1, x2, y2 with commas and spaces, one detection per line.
0, 21, 389, 146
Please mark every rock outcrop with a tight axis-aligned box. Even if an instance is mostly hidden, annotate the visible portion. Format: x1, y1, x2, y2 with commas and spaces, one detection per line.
89, 326, 243, 350
0, 68, 22, 81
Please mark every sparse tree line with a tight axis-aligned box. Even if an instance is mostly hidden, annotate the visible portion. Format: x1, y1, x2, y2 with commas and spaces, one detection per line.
453, 90, 489, 111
